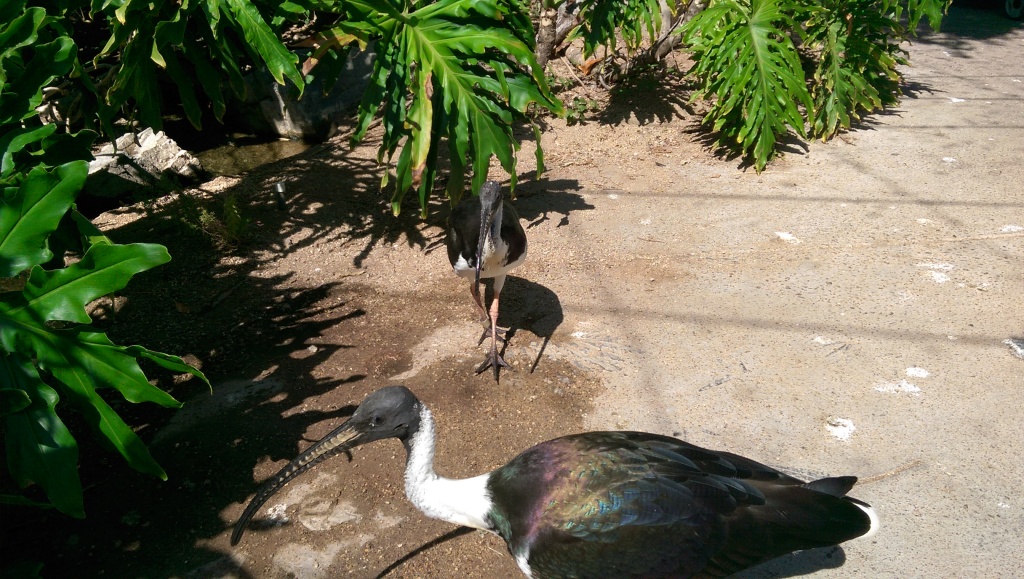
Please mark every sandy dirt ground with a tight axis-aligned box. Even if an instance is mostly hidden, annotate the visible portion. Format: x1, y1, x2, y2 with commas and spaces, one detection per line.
2, 3, 1021, 578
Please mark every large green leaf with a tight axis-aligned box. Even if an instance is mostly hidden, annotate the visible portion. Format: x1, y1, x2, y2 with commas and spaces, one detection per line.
347, 0, 562, 214
1, 350, 84, 518
0, 36, 76, 125
0, 161, 86, 277
164, 50, 205, 130
0, 152, 206, 498
680, 0, 947, 169
0, 234, 203, 483
0, 0, 212, 520
0, 387, 31, 415
36, 129, 97, 172
181, 35, 228, 121
222, 0, 304, 94
805, 0, 946, 141
898, 0, 949, 31
0, 321, 184, 479
109, 22, 165, 129
0, 124, 56, 179
0, 125, 95, 183
0, 5, 43, 85
17, 243, 170, 324
95, 0, 306, 131
682, 0, 811, 171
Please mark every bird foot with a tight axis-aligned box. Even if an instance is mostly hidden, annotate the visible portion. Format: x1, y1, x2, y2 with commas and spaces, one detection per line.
477, 325, 509, 346
475, 348, 511, 381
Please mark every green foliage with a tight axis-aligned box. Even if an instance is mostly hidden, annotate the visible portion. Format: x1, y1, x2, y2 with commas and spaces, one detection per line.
565, 96, 600, 126
85, 0, 565, 213
91, 0, 304, 131
681, 0, 949, 171
0, 161, 208, 517
573, 0, 679, 56
341, 0, 563, 215
803, 0, 909, 140
1, 2, 207, 517
545, 72, 576, 94
0, 5, 76, 126
2, 349, 82, 517
683, 0, 811, 170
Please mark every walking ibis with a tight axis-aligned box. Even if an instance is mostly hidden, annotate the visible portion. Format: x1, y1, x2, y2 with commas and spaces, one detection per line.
232, 387, 879, 578
445, 181, 527, 380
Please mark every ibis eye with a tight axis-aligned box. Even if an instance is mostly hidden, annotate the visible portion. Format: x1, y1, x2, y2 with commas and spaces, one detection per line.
370, 416, 383, 427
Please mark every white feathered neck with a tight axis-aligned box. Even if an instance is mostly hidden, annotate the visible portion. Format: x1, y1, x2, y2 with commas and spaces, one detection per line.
403, 405, 493, 531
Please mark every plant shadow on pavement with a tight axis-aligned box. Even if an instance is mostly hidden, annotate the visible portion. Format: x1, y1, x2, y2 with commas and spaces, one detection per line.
598, 63, 697, 127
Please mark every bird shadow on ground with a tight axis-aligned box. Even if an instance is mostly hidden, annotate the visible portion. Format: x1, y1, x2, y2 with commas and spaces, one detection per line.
733, 546, 848, 578
500, 277, 565, 373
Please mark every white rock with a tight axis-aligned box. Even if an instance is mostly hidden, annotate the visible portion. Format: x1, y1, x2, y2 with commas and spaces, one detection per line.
875, 379, 922, 396
775, 231, 801, 244
826, 417, 856, 441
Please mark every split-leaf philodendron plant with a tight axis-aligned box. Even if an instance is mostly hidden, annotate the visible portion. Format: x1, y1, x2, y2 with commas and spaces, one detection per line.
2, 0, 948, 517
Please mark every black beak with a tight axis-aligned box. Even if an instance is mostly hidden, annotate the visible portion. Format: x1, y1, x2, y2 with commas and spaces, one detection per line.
474, 182, 502, 287
231, 418, 376, 546
474, 213, 489, 288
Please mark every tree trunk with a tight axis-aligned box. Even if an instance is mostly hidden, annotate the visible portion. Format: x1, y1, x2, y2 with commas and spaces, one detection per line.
535, 7, 558, 68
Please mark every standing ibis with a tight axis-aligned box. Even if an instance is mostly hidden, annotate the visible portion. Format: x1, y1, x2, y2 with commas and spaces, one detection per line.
445, 181, 527, 380
232, 387, 879, 578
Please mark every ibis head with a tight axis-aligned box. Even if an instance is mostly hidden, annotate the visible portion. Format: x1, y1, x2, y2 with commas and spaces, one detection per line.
474, 180, 504, 287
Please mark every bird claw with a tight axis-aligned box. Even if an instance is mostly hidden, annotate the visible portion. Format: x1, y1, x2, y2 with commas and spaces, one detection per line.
475, 348, 511, 381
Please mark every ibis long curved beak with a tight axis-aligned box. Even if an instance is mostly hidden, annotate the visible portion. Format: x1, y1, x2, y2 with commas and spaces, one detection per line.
474, 181, 503, 287
231, 417, 373, 546
474, 215, 489, 288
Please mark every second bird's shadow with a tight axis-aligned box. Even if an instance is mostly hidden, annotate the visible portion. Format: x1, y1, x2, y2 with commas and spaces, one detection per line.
488, 276, 564, 374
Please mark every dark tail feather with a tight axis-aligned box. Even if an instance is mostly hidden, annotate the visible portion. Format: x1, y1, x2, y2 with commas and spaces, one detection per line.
699, 479, 878, 577
801, 476, 879, 541
766, 483, 876, 546
803, 475, 858, 496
